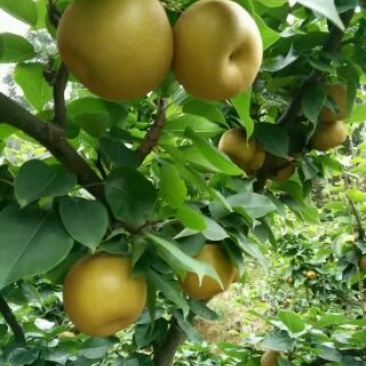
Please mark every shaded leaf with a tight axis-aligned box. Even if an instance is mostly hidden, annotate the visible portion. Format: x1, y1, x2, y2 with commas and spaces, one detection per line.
105, 167, 157, 228
15, 160, 77, 207
59, 197, 109, 250
0, 205, 73, 289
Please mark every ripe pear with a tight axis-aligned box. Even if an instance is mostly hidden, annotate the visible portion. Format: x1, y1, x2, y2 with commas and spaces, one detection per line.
312, 120, 348, 152
272, 162, 296, 182
359, 255, 366, 271
261, 350, 279, 366
319, 84, 348, 122
219, 128, 265, 173
180, 244, 235, 300
63, 253, 147, 337
57, 0, 173, 101
173, 0, 263, 100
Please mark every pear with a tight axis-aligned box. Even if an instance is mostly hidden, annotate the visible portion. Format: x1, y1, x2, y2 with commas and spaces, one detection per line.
173, 0, 263, 100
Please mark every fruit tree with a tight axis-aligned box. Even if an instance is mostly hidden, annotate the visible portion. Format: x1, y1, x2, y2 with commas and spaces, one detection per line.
0, 0, 365, 365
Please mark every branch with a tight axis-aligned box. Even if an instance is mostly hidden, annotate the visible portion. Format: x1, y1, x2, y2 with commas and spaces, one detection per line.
139, 99, 168, 161
278, 9, 355, 127
52, 63, 69, 128
153, 318, 187, 366
0, 294, 26, 345
0, 92, 104, 202
255, 9, 356, 191
47, 0, 61, 29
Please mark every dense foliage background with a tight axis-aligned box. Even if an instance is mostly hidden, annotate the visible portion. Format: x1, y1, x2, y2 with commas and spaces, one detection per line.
0, 0, 365, 365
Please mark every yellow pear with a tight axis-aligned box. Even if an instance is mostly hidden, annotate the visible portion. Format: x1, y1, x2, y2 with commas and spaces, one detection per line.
63, 253, 147, 337
173, 0, 263, 100
359, 255, 366, 271
272, 162, 296, 182
180, 244, 235, 300
219, 128, 265, 173
319, 84, 348, 122
261, 350, 279, 366
57, 0, 173, 101
312, 120, 348, 152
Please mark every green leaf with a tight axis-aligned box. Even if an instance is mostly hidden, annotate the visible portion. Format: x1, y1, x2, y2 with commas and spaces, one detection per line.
176, 206, 207, 231
59, 197, 109, 250
232, 233, 268, 268
231, 91, 254, 138
254, 0, 287, 7
278, 311, 306, 335
345, 104, 366, 124
74, 112, 110, 138
182, 99, 226, 125
254, 13, 281, 50
160, 162, 187, 209
148, 234, 223, 287
67, 97, 128, 123
6, 347, 39, 365
100, 137, 140, 169
14, 62, 53, 111
0, 205, 73, 290
188, 299, 219, 320
290, 0, 344, 30
228, 192, 277, 219
174, 311, 203, 343
105, 167, 158, 228
148, 269, 189, 317
185, 129, 244, 175
0, 0, 37, 26
14, 160, 77, 207
79, 338, 118, 359
202, 216, 228, 241
254, 124, 289, 157
302, 84, 326, 123
0, 33, 35, 63
164, 114, 224, 138
262, 330, 296, 352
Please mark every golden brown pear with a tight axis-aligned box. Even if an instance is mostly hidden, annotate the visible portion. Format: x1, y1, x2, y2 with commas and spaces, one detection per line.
272, 162, 296, 183
173, 0, 263, 100
180, 244, 235, 300
312, 120, 348, 151
359, 255, 366, 271
63, 253, 147, 337
219, 128, 265, 173
319, 84, 348, 122
57, 0, 173, 101
261, 350, 279, 366
306, 270, 318, 280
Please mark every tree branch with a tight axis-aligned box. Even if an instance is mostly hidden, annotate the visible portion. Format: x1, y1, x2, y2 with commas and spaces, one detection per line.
153, 318, 187, 366
0, 92, 104, 202
0, 294, 26, 345
52, 63, 69, 128
255, 9, 356, 192
47, 0, 61, 29
278, 9, 355, 127
139, 99, 168, 161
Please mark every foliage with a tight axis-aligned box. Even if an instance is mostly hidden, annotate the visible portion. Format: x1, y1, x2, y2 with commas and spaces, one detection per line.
0, 0, 365, 365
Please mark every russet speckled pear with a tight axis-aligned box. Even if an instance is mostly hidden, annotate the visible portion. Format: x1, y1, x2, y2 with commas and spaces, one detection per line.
57, 0, 173, 101
312, 120, 348, 151
173, 0, 263, 100
63, 253, 147, 337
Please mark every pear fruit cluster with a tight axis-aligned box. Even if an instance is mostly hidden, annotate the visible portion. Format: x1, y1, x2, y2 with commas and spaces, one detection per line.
312, 84, 348, 151
218, 128, 266, 175
63, 253, 147, 337
180, 244, 240, 300
57, 0, 262, 101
